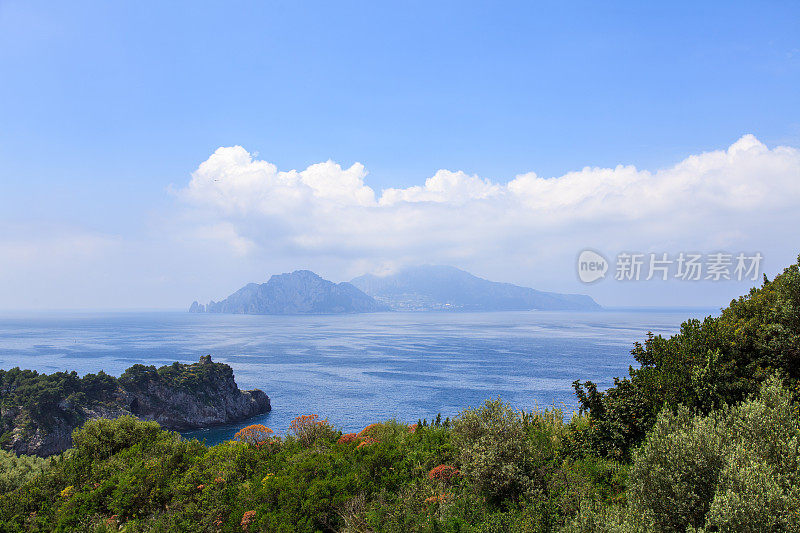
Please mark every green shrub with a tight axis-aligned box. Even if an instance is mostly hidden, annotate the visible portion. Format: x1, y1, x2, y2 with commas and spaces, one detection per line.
71, 416, 165, 460
0, 449, 50, 493
560, 499, 651, 533
703, 377, 800, 532
574, 255, 800, 459
704, 449, 799, 532
287, 414, 340, 447
627, 376, 800, 532
452, 398, 533, 503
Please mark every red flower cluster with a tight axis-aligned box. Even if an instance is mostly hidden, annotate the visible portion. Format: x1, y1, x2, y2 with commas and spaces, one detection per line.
337, 432, 359, 444
233, 424, 275, 449
407, 423, 418, 433
289, 414, 330, 446
241, 510, 256, 531
357, 423, 381, 438
356, 436, 377, 449
428, 465, 460, 482
289, 414, 322, 434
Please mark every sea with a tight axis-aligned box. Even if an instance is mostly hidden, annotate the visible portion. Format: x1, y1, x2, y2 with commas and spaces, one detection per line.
0, 308, 715, 445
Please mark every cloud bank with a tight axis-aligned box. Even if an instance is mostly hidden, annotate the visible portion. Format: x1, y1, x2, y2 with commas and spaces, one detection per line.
3, 135, 798, 309
177, 135, 800, 289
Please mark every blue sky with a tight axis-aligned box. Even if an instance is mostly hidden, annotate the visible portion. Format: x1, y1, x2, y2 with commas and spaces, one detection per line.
1, 1, 799, 309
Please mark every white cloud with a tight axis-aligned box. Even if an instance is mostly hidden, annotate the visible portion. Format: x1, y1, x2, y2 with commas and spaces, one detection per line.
181, 146, 376, 215
11, 135, 793, 309
169, 135, 800, 306
380, 170, 502, 205
178, 135, 800, 261
506, 134, 800, 219
192, 222, 256, 256
184, 136, 800, 226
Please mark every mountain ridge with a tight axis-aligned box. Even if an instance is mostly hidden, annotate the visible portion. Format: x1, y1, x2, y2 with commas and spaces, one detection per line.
350, 265, 600, 311
190, 266, 600, 315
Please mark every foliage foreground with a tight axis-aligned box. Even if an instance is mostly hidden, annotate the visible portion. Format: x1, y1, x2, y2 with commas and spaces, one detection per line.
0, 256, 799, 532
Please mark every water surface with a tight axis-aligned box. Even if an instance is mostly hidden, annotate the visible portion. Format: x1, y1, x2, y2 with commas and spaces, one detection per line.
0, 309, 715, 445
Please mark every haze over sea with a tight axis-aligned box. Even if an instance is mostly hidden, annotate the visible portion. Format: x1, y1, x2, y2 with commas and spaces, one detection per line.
0, 309, 714, 445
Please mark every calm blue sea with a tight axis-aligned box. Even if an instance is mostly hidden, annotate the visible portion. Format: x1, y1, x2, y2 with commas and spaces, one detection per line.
0, 309, 715, 445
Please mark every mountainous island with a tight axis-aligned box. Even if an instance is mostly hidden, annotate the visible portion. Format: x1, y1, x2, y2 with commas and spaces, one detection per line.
0, 356, 270, 457
190, 270, 388, 314
351, 265, 601, 311
190, 266, 599, 314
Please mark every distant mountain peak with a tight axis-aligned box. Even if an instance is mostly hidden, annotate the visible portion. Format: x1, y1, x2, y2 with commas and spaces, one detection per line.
351, 265, 600, 312
270, 269, 319, 280
190, 270, 389, 315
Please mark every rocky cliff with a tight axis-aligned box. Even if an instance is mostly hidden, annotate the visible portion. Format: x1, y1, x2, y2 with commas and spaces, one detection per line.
0, 356, 270, 457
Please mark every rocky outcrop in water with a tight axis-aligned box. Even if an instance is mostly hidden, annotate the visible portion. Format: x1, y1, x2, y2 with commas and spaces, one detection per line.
1, 356, 270, 457
119, 355, 270, 430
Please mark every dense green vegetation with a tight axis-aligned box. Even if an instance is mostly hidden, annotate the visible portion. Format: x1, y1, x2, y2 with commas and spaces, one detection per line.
0, 357, 238, 441
573, 255, 800, 459
0, 256, 798, 532
0, 450, 50, 494
0, 368, 117, 446
0, 356, 262, 456
118, 356, 235, 397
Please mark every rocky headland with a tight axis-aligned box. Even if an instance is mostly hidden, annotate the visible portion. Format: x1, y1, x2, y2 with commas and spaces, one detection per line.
0, 355, 270, 457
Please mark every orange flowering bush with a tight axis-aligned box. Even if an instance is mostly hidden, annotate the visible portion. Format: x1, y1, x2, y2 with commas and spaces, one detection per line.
408, 423, 418, 433
356, 436, 377, 449
288, 414, 337, 447
337, 432, 359, 444
357, 423, 382, 438
289, 414, 322, 433
241, 510, 255, 531
428, 465, 460, 483
233, 424, 274, 449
